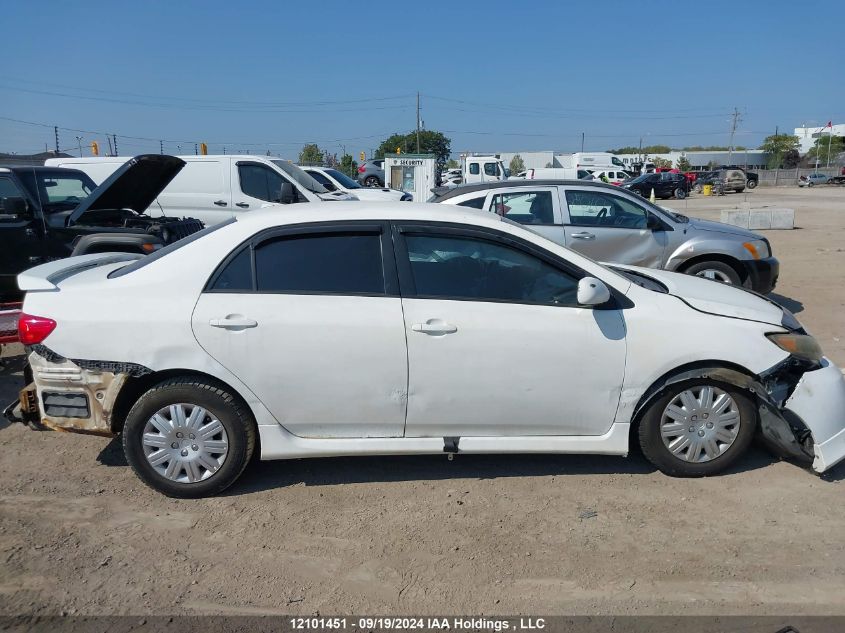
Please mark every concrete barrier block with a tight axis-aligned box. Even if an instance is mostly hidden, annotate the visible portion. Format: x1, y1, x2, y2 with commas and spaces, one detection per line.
720, 209, 750, 228
748, 212, 772, 230
719, 208, 794, 230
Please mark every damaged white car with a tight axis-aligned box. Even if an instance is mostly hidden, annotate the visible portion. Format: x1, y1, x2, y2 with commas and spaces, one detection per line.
6, 203, 845, 497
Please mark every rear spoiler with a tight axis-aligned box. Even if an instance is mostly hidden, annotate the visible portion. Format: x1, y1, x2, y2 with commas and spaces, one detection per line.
17, 253, 142, 292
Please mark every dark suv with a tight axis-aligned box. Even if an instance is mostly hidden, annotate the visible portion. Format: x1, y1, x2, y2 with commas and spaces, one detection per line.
621, 172, 689, 199
0, 155, 203, 302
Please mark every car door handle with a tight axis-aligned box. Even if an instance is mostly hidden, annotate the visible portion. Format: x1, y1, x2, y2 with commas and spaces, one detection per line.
411, 320, 457, 335
209, 316, 258, 329
235, 202, 250, 208
213, 200, 228, 207
570, 231, 595, 240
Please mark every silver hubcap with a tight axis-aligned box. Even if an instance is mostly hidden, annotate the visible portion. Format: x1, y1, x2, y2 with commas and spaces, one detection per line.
660, 386, 740, 463
696, 269, 733, 283
142, 403, 228, 483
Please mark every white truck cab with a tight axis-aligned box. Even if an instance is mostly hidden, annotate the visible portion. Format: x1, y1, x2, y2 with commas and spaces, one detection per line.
44, 155, 355, 226
462, 154, 507, 184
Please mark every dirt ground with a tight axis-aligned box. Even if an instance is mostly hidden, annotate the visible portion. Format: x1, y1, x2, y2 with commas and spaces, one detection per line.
0, 186, 844, 617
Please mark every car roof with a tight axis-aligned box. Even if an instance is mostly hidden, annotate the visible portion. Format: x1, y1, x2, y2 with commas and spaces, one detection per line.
234, 201, 499, 231
430, 179, 625, 201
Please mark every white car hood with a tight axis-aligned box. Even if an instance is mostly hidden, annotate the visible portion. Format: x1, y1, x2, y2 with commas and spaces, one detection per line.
614, 265, 784, 326
349, 188, 407, 202
318, 191, 356, 201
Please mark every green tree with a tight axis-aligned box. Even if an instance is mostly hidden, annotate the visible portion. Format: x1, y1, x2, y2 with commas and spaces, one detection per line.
653, 157, 673, 169
339, 154, 358, 178
676, 156, 691, 172
446, 158, 459, 169
759, 134, 800, 168
608, 144, 671, 154
807, 135, 845, 164
375, 130, 452, 167
299, 143, 324, 165
509, 154, 526, 175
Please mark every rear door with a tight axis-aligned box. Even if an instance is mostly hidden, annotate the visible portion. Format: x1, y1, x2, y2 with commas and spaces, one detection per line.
191, 222, 408, 438
0, 175, 45, 297
154, 159, 232, 225
561, 187, 667, 267
484, 187, 566, 245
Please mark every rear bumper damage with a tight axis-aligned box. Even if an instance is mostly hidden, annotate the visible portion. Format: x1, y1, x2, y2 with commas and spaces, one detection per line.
4, 347, 149, 436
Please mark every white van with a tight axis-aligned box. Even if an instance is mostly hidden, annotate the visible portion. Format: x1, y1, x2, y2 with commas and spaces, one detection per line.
556, 152, 626, 170
520, 168, 594, 180
461, 155, 507, 183
44, 155, 355, 226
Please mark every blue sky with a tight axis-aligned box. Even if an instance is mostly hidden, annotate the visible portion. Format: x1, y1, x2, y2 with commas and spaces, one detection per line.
1, 0, 842, 159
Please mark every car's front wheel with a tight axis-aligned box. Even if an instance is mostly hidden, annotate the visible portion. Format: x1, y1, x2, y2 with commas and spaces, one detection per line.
683, 260, 742, 285
638, 380, 756, 476
122, 377, 256, 498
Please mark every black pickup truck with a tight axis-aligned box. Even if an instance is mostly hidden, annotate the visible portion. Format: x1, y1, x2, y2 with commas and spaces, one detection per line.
0, 155, 203, 302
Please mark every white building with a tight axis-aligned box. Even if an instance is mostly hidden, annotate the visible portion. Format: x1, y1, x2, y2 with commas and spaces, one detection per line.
794, 123, 845, 154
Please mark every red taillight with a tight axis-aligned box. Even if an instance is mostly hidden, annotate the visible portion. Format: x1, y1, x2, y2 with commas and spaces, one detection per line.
18, 313, 57, 345
358, 165, 366, 173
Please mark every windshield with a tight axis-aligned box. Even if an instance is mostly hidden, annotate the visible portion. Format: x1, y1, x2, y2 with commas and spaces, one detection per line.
325, 168, 362, 189
17, 169, 97, 211
610, 266, 668, 293
270, 160, 328, 194
611, 157, 624, 167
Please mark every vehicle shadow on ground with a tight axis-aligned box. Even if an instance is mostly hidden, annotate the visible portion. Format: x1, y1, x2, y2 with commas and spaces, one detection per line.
0, 352, 25, 432
768, 293, 805, 314
223, 444, 783, 496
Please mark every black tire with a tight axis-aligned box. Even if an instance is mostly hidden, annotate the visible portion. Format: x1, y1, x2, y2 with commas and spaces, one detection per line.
747, 180, 757, 189
737, 187, 745, 193
122, 376, 256, 498
674, 188, 687, 199
808, 181, 814, 187
683, 260, 742, 285
364, 175, 382, 188
638, 379, 757, 477
693, 183, 702, 193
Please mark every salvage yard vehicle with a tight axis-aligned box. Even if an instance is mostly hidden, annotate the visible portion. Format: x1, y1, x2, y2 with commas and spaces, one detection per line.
622, 172, 689, 199
430, 180, 779, 293
45, 155, 355, 227
0, 155, 203, 302
301, 166, 412, 201
6, 203, 844, 497
798, 173, 832, 187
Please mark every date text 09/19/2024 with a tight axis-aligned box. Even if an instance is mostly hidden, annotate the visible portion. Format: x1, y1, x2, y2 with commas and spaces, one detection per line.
289, 617, 547, 631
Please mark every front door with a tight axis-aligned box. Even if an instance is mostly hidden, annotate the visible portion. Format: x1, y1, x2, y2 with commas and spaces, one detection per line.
0, 176, 44, 299
394, 223, 627, 437
192, 223, 408, 438
561, 187, 667, 268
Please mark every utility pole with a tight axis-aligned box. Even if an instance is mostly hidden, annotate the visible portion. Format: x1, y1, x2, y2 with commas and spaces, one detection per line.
416, 92, 421, 154
827, 121, 833, 167
113, 134, 118, 155
75, 136, 83, 156
107, 136, 114, 156
194, 143, 198, 155
54, 126, 59, 153
581, 132, 585, 153
160, 140, 164, 154
728, 107, 741, 164
639, 136, 643, 163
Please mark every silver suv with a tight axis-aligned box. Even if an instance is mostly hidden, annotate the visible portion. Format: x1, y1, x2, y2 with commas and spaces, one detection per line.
431, 180, 779, 293
357, 159, 385, 187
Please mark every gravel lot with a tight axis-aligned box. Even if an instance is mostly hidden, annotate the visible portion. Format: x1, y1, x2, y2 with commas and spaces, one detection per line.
1, 187, 844, 616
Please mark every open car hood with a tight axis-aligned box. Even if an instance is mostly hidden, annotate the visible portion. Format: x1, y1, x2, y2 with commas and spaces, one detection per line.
67, 155, 186, 225
613, 264, 784, 326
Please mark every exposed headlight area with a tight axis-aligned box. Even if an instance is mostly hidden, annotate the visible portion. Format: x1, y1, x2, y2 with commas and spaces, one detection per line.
766, 332, 824, 364
742, 239, 770, 259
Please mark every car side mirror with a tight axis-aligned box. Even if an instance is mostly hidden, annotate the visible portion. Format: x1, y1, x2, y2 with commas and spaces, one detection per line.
0, 197, 31, 220
279, 182, 296, 204
577, 276, 611, 306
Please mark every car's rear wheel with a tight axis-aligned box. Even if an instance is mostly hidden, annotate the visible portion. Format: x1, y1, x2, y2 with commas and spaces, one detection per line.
638, 380, 756, 476
122, 377, 255, 498
747, 180, 757, 189
683, 260, 742, 285
674, 188, 687, 199
808, 181, 815, 187
364, 175, 382, 187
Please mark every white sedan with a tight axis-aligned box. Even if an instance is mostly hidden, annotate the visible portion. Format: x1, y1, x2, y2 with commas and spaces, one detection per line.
301, 166, 412, 201
10, 203, 845, 497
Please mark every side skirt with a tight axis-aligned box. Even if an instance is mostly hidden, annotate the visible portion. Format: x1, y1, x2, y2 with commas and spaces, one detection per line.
257, 423, 630, 461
